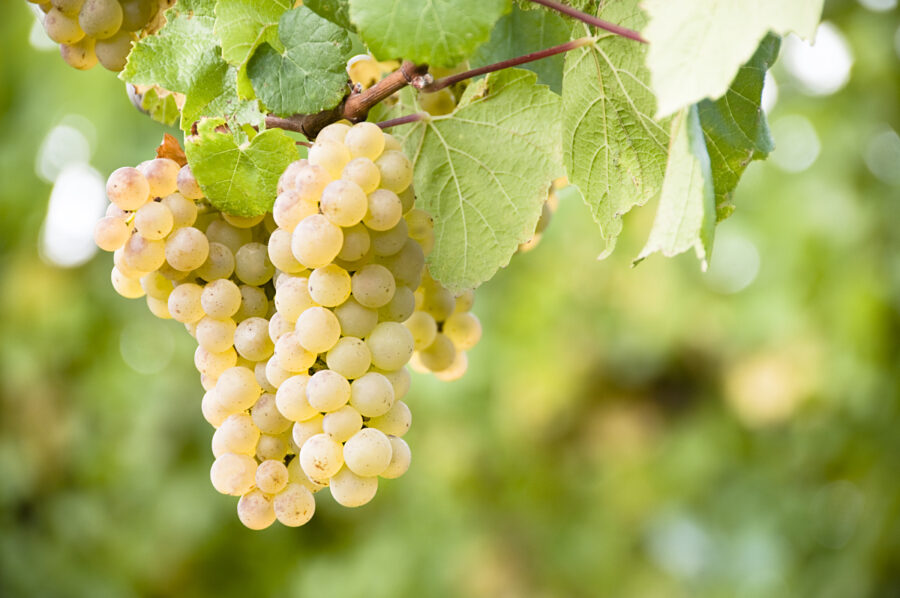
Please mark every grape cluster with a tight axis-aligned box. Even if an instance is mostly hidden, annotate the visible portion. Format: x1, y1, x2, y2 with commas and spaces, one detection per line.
93, 123, 482, 530
28, 0, 172, 71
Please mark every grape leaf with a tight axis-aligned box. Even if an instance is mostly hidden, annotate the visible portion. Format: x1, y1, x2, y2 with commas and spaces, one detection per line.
306, 0, 354, 31
644, 0, 824, 118
215, 0, 292, 67
247, 6, 354, 117
561, 0, 669, 257
699, 34, 779, 221
470, 4, 570, 93
397, 69, 562, 291
121, 3, 262, 132
185, 119, 300, 217
140, 87, 180, 127
635, 106, 715, 267
348, 0, 511, 68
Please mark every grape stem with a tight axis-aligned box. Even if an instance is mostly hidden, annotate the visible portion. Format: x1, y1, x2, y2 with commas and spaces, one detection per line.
421, 37, 595, 92
527, 0, 647, 43
376, 113, 429, 129
263, 61, 429, 138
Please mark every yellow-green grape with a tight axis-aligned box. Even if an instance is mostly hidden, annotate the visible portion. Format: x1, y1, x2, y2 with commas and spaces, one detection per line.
275, 374, 316, 422
201, 389, 231, 428
277, 159, 308, 194
120, 0, 155, 31
145, 295, 171, 319
348, 371, 394, 417
377, 239, 424, 289
405, 208, 433, 240
346, 55, 381, 89
274, 483, 316, 527
351, 264, 396, 309
194, 346, 238, 380
337, 223, 371, 262
453, 289, 475, 313
233, 285, 269, 322
404, 311, 437, 350
299, 433, 344, 481
306, 369, 351, 412
113, 247, 146, 279
315, 122, 351, 145
370, 219, 408, 257
206, 219, 252, 254
223, 212, 265, 229
374, 151, 413, 193
325, 337, 371, 380
382, 133, 402, 152
264, 356, 291, 390
366, 322, 415, 371
342, 428, 392, 477
255, 361, 277, 394
215, 366, 262, 412
344, 122, 385, 161
133, 201, 173, 240
165, 226, 209, 271
378, 285, 415, 323
380, 436, 411, 479
308, 264, 352, 307
268, 313, 293, 343
295, 306, 341, 353
292, 214, 344, 269
274, 276, 314, 323
111, 266, 144, 298
363, 189, 403, 231
234, 317, 274, 361
342, 157, 381, 194
107, 166, 150, 211
95, 30, 136, 71
273, 190, 318, 232
176, 164, 204, 200
123, 234, 166, 272
376, 366, 411, 400
419, 332, 456, 372
417, 281, 456, 321
161, 193, 198, 229
140, 271, 173, 300
291, 413, 324, 448
237, 489, 276, 530
234, 242, 275, 286
93, 215, 130, 251
294, 162, 331, 202
250, 392, 292, 435
308, 139, 351, 179
333, 297, 378, 338
195, 316, 236, 353
267, 228, 304, 273
256, 433, 288, 461
434, 350, 469, 382
212, 413, 261, 457
167, 282, 204, 323
368, 400, 411, 437
322, 405, 362, 443
210, 453, 257, 496
320, 180, 368, 227
52, 0, 85, 16
329, 466, 377, 507
255, 460, 289, 495
398, 186, 416, 215
44, 7, 85, 43
200, 278, 241, 319
443, 312, 482, 350
417, 88, 456, 116
273, 331, 316, 373
78, 0, 122, 39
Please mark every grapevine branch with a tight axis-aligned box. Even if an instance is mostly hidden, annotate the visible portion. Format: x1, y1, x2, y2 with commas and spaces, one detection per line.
527, 0, 647, 43
377, 113, 428, 129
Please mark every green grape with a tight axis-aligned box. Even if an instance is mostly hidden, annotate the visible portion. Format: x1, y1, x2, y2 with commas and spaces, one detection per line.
120, 0, 155, 30
165, 226, 209, 272
140, 158, 180, 198
366, 322, 415, 371
344, 122, 385, 161
195, 242, 235, 283
161, 193, 198, 230
140, 271, 174, 300
250, 393, 292, 435
275, 374, 316, 422
368, 400, 411, 437
273, 331, 316, 373
234, 317, 274, 361
342, 428, 392, 477
123, 233, 166, 272
106, 166, 150, 210
212, 413, 260, 457
215, 366, 262, 412
329, 466, 377, 507
348, 371, 394, 417
337, 223, 371, 262
291, 413, 324, 449
167, 282, 204, 323
333, 297, 378, 338
308, 264, 352, 307
403, 311, 437, 350
380, 436, 411, 479
295, 306, 341, 353
418, 332, 456, 372
351, 264, 396, 309
443, 311, 482, 350
176, 164, 204, 200
291, 214, 343, 269
325, 337, 371, 380
44, 8, 85, 44
134, 201, 173, 240
78, 0, 123, 39
363, 189, 403, 231
375, 150, 413, 193
206, 218, 252, 254
320, 180, 368, 227
234, 242, 275, 286
95, 30, 136, 72
195, 316, 236, 353
342, 157, 381, 194
322, 405, 363, 443
52, 0, 86, 17
233, 285, 268, 322
308, 139, 350, 180
306, 369, 351, 412
210, 452, 257, 496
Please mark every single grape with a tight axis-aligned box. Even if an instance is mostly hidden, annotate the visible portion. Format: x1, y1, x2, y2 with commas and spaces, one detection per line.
295, 306, 341, 354
367, 400, 411, 437
337, 223, 371, 262
291, 214, 343, 269
237, 489, 276, 530
255, 459, 289, 494
123, 234, 166, 272
308, 264, 352, 307
380, 436, 411, 479
233, 285, 269, 322
325, 337, 371, 380
344, 122, 385, 161
308, 139, 351, 179
200, 278, 241, 319
306, 369, 351, 413
418, 332, 456, 372
442, 312, 482, 350
95, 30, 136, 72
120, 0, 155, 31
94, 215, 130, 251
106, 167, 150, 210
140, 158, 180, 198
196, 316, 236, 353
210, 452, 257, 496
111, 266, 145, 298
322, 405, 363, 443
375, 150, 413, 193
329, 466, 378, 508
234, 242, 275, 286
351, 264, 396, 309
274, 276, 314, 323
365, 322, 414, 371
273, 483, 316, 527
134, 201, 174, 240
78, 0, 123, 39
342, 157, 381, 194
273, 331, 316, 372
161, 193, 198, 229
215, 366, 262, 412
333, 297, 378, 338
378, 285, 415, 323
195, 242, 235, 282
165, 226, 209, 272
250, 392, 292, 435
212, 413, 261, 457
275, 374, 316, 422
206, 219, 252, 254
44, 7, 85, 44
167, 282, 205, 323
363, 189, 403, 231
349, 371, 395, 417
299, 433, 344, 481
234, 317, 275, 361
176, 164, 204, 200
291, 413, 324, 449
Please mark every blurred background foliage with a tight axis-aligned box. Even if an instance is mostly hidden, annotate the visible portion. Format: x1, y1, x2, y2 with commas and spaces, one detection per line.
2, 1, 899, 596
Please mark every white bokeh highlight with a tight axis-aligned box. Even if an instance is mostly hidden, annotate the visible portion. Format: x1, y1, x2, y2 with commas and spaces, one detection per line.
771, 115, 821, 173
39, 164, 107, 268
782, 22, 853, 96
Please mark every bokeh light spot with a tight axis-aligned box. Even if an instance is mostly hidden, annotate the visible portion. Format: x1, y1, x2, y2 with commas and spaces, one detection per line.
704, 229, 760, 294
120, 319, 175, 375
863, 127, 900, 186
782, 22, 853, 96
39, 164, 106, 268
770, 115, 821, 173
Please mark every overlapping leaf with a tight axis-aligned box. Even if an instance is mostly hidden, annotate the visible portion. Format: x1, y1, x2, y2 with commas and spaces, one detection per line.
306, 0, 354, 31
215, 0, 292, 67
644, 0, 823, 117
247, 6, 354, 116
349, 0, 511, 67
185, 119, 299, 217
561, 0, 669, 256
397, 69, 562, 291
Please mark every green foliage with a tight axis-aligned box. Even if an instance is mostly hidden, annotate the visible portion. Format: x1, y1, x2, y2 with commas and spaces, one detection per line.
470, 4, 570, 93
305, 0, 354, 31
185, 119, 300, 216
561, 0, 668, 257
349, 0, 511, 67
139, 87, 180, 126
643, 0, 824, 117
247, 6, 355, 116
214, 0, 292, 67
398, 69, 562, 291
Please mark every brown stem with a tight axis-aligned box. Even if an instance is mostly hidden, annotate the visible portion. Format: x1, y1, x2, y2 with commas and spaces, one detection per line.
527, 0, 647, 43
263, 61, 429, 139
422, 37, 594, 92
377, 113, 429, 129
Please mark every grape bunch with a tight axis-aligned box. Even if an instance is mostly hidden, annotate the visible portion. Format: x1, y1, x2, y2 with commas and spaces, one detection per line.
28, 0, 172, 71
92, 122, 482, 530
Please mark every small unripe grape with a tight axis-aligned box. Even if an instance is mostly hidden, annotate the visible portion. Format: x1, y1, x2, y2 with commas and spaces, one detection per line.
107, 167, 150, 211
320, 180, 368, 227
375, 150, 413, 193
167, 282, 205, 323
94, 215, 130, 251
60, 36, 98, 70
295, 306, 341, 353
176, 164, 204, 200
306, 369, 351, 412
140, 158, 180, 198
273, 483, 316, 527
380, 436, 411, 479
349, 371, 394, 417
45, 7, 85, 44
210, 453, 256, 496
78, 0, 123, 39
134, 201, 173, 240
363, 189, 403, 231
165, 226, 209, 271
237, 489, 276, 530
344, 122, 385, 161
195, 242, 235, 282
292, 214, 343, 269
343, 428, 392, 477
329, 466, 378, 507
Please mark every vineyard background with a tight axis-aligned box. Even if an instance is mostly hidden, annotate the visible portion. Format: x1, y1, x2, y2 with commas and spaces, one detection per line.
1, 1, 900, 596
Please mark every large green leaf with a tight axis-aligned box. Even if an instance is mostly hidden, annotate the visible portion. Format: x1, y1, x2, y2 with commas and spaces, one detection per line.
306, 0, 353, 31
635, 106, 715, 267
185, 119, 300, 217
470, 4, 570, 93
644, 0, 823, 117
561, 0, 669, 257
348, 0, 510, 67
397, 69, 562, 291
121, 2, 262, 132
247, 6, 354, 117
215, 0, 292, 67
699, 34, 779, 220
